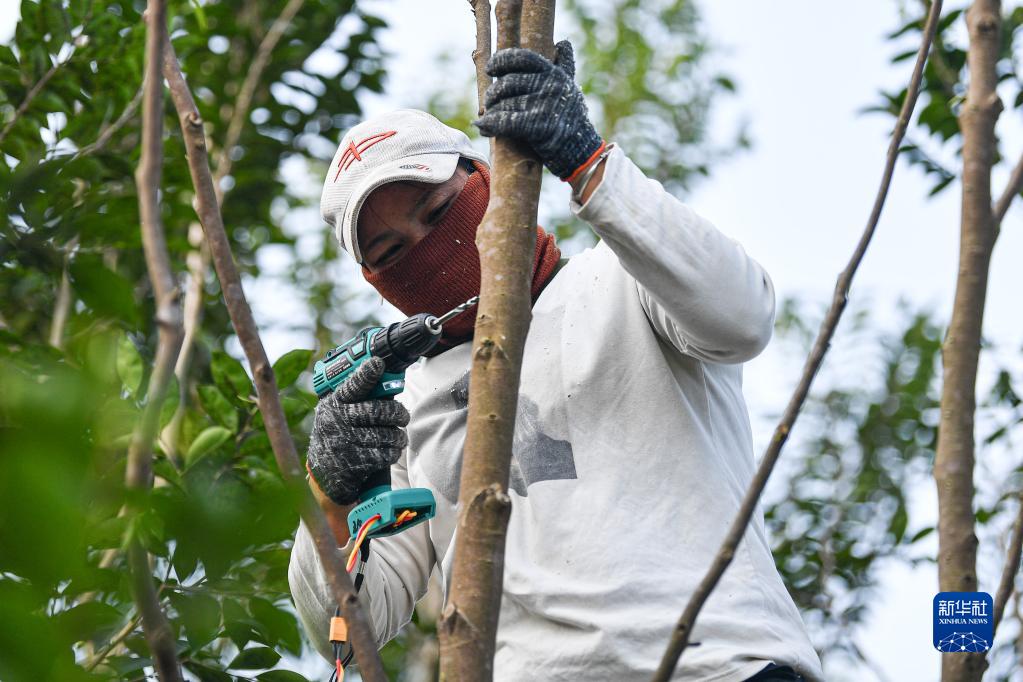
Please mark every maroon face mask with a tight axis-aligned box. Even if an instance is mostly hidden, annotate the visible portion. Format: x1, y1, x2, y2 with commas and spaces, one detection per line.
362, 161, 561, 350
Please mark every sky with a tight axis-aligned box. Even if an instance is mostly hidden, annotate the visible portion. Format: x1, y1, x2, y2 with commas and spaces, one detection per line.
3, 0, 1022, 679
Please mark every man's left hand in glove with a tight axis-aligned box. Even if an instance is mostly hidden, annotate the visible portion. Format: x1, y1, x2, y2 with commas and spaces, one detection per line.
474, 39, 606, 183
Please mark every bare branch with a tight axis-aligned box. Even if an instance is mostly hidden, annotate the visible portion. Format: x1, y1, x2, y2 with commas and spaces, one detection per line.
651, 2, 945, 678
161, 39, 387, 682
437, 1, 554, 679
468, 0, 493, 118
993, 148, 1023, 229
993, 490, 1023, 635
125, 1, 184, 679
75, 86, 144, 158
48, 236, 78, 350
0, 56, 69, 146
83, 613, 142, 672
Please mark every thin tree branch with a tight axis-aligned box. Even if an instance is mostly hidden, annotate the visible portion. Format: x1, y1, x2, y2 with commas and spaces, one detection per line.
48, 236, 78, 350
993, 489, 1023, 635
993, 148, 1023, 230
75, 85, 144, 158
83, 613, 143, 672
48, 268, 72, 349
160, 40, 386, 682
0, 55, 69, 146
437, 1, 553, 679
468, 0, 493, 118
651, 2, 944, 679
125, 2, 185, 680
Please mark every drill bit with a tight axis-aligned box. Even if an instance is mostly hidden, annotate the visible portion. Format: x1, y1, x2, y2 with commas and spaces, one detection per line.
428, 296, 480, 332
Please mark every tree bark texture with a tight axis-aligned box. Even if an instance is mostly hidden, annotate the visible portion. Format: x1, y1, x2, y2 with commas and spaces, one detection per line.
651, 1, 945, 679
436, 2, 555, 680
126, 1, 184, 679
935, 2, 1001, 680
160, 42, 387, 682
468, 0, 493, 118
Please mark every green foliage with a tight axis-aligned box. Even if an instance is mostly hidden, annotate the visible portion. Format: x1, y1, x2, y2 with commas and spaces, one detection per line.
871, 3, 1023, 197
767, 301, 1023, 670
0, 0, 387, 678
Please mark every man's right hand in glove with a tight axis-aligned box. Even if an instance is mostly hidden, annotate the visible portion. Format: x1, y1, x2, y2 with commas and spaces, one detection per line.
305, 356, 410, 545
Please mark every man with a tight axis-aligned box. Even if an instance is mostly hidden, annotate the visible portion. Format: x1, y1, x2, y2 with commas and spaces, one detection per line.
290, 41, 824, 681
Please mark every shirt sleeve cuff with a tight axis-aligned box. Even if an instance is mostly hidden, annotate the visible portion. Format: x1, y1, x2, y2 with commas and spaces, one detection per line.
569, 143, 623, 217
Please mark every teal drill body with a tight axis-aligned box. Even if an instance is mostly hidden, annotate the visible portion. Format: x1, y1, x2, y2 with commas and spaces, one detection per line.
309, 299, 477, 539
312, 326, 408, 400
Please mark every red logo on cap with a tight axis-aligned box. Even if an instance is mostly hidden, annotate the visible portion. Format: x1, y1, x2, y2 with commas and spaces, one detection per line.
333, 130, 397, 181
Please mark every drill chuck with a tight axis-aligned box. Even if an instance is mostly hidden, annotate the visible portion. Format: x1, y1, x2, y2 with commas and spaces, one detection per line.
370, 313, 442, 373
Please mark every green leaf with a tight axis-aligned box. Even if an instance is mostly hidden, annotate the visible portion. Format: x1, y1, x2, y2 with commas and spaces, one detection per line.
257, 671, 311, 682
132, 509, 168, 557
116, 334, 143, 395
105, 655, 153, 676
249, 597, 301, 654
86, 514, 130, 549
185, 661, 233, 682
152, 457, 182, 488
890, 501, 908, 544
223, 598, 259, 649
170, 592, 221, 648
229, 645, 281, 670
282, 394, 314, 426
69, 254, 139, 325
197, 384, 239, 432
271, 348, 313, 388
211, 351, 252, 402
909, 526, 935, 543
186, 426, 232, 466
54, 601, 123, 642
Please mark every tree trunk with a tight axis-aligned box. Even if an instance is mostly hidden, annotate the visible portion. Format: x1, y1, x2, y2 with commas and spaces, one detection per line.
436, 2, 555, 680
934, 2, 1001, 681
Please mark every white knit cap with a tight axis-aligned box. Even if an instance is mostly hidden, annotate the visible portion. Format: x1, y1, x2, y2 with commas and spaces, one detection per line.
320, 109, 489, 264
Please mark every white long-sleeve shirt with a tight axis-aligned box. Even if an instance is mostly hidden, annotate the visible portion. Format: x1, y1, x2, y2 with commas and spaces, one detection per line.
290, 145, 824, 681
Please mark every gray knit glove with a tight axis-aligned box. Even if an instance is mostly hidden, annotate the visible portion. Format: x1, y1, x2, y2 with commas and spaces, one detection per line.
306, 357, 410, 506
475, 40, 603, 180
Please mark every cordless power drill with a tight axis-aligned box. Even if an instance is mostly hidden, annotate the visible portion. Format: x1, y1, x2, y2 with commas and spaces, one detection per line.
310, 296, 478, 540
